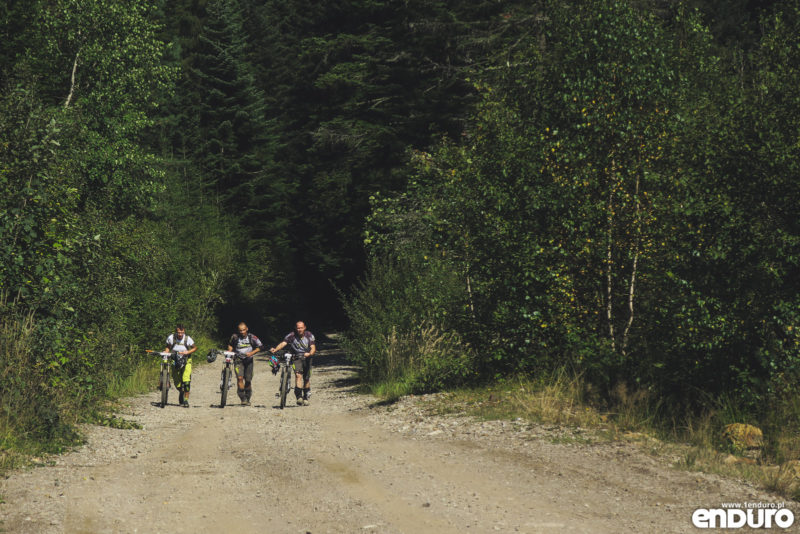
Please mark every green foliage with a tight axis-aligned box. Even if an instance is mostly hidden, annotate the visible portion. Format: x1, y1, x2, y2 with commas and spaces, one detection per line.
153, 0, 292, 313
0, 86, 78, 309
0, 308, 80, 454
0, 0, 252, 463
3, 0, 799, 468
353, 0, 800, 413
341, 257, 474, 392
28, 0, 176, 213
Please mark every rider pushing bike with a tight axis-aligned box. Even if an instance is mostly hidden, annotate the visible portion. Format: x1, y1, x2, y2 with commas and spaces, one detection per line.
165, 324, 197, 408
227, 322, 262, 406
270, 321, 316, 406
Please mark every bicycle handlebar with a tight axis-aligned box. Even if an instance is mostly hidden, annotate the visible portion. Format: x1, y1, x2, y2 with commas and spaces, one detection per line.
147, 349, 179, 356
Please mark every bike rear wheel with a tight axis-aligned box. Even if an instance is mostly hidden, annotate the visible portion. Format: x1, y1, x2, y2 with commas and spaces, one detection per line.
279, 365, 290, 409
160, 365, 169, 408
220, 365, 231, 408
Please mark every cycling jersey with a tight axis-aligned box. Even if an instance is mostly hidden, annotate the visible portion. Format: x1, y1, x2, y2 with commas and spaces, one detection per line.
283, 331, 315, 355
228, 333, 263, 355
166, 333, 195, 352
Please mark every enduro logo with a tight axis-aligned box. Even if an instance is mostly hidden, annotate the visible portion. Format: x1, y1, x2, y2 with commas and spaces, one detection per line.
692, 503, 794, 529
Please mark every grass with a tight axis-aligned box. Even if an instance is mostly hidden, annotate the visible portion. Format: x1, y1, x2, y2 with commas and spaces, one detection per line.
393, 368, 800, 501
549, 433, 595, 446
91, 332, 221, 429
424, 370, 604, 428
370, 379, 414, 402
104, 332, 218, 399
0, 330, 220, 475
104, 361, 158, 399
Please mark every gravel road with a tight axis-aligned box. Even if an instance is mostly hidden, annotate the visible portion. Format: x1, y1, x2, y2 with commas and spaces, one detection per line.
1, 336, 796, 533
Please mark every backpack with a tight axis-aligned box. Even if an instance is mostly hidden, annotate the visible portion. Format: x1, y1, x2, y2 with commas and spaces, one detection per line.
168, 333, 192, 350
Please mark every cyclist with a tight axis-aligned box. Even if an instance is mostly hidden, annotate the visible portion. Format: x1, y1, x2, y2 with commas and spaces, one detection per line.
164, 324, 197, 408
227, 322, 262, 406
270, 321, 316, 406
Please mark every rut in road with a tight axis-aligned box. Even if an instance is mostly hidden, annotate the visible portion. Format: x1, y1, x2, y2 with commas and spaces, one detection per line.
0, 336, 794, 533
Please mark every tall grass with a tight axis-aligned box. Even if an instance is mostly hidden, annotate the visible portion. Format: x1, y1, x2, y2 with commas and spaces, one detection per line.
349, 322, 475, 400
435, 370, 602, 427
103, 332, 216, 400
342, 257, 475, 398
103, 357, 159, 400
0, 308, 79, 470
0, 298, 219, 473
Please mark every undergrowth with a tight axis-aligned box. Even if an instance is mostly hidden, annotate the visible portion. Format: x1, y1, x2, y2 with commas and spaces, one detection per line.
0, 321, 217, 474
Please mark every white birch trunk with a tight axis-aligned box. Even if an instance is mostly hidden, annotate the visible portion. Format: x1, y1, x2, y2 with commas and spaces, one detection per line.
64, 49, 80, 109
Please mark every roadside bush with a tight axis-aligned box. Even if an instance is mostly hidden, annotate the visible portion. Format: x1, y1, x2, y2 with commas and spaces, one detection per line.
384, 323, 475, 394
0, 308, 79, 459
342, 257, 474, 393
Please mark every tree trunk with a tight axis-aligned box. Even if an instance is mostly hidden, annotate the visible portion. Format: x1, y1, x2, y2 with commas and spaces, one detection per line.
63, 49, 81, 109
621, 172, 641, 357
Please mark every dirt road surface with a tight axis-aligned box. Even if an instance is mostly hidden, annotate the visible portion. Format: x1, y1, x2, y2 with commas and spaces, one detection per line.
1, 337, 796, 533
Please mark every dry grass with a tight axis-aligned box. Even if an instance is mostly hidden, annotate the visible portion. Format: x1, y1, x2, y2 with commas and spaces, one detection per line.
370, 323, 474, 400
424, 369, 800, 501
434, 369, 603, 428
759, 463, 800, 497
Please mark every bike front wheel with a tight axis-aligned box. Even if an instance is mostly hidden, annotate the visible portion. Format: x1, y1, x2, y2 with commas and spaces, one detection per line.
279, 365, 290, 409
220, 365, 231, 408
160, 365, 170, 408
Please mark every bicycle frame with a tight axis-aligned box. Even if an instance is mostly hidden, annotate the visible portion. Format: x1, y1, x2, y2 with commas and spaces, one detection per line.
150, 350, 178, 408
218, 350, 236, 408
278, 352, 294, 409
147, 349, 189, 408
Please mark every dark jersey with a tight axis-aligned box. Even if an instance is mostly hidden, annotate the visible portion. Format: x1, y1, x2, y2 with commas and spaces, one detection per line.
284, 331, 315, 355
229, 333, 263, 355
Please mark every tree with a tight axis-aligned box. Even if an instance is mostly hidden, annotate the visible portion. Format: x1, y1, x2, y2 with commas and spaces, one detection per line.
356, 0, 800, 409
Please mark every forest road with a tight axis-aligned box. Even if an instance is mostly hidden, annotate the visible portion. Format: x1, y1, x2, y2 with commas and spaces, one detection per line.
1, 335, 796, 533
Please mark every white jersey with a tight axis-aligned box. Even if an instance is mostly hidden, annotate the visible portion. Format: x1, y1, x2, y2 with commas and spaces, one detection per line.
166, 333, 195, 352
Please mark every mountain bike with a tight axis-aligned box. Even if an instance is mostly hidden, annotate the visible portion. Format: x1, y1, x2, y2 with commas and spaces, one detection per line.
148, 350, 183, 408
277, 351, 294, 409
207, 349, 237, 408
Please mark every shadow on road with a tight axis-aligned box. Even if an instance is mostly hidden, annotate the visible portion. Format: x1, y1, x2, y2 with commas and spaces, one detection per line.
249, 331, 364, 394
316, 337, 363, 393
